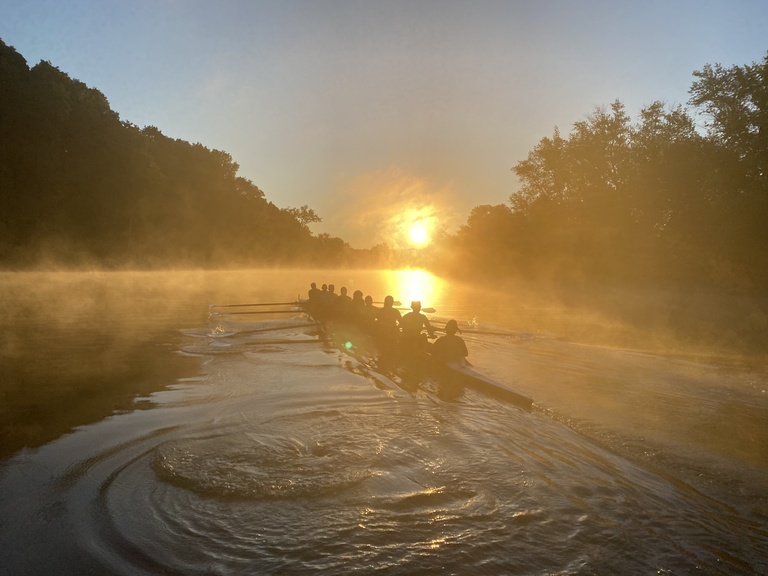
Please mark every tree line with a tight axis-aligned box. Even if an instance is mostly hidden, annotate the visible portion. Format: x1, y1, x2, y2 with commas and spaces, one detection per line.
0, 38, 360, 269
2, 35, 766, 315
435, 54, 767, 301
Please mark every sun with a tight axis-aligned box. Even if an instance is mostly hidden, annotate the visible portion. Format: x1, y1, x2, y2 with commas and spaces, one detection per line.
408, 222, 430, 246
395, 209, 435, 248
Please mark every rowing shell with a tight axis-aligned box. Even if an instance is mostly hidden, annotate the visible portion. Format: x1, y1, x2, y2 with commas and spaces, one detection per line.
298, 301, 533, 411
332, 329, 533, 411
436, 361, 533, 411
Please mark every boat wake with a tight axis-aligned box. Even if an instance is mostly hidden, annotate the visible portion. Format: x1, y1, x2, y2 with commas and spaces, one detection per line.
1, 317, 766, 575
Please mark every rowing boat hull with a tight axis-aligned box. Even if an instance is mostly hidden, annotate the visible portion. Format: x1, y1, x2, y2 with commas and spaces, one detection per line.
353, 344, 533, 412
299, 305, 533, 411
434, 362, 533, 411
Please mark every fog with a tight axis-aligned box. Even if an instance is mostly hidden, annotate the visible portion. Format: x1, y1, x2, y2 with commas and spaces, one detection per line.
2, 268, 766, 509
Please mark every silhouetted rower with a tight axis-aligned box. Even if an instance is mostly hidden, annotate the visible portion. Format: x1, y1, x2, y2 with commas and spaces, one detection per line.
375, 295, 402, 360
432, 319, 468, 365
400, 301, 435, 358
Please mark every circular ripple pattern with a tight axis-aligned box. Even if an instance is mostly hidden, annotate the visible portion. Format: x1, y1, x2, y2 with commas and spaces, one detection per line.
100, 403, 497, 575
152, 426, 376, 500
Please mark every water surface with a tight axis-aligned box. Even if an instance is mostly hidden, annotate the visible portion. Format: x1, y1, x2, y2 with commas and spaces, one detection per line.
1, 269, 766, 574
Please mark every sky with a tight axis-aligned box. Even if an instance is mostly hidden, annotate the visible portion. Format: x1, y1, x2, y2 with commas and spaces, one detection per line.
1, 0, 767, 248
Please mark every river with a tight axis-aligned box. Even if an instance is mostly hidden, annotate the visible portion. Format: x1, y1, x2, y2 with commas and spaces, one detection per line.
1, 269, 766, 575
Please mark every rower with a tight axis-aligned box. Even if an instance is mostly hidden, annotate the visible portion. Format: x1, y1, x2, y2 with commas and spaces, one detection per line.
307, 282, 321, 301
335, 286, 353, 321
351, 289, 365, 309
375, 295, 402, 358
432, 319, 468, 365
359, 295, 378, 333
303, 282, 322, 317
400, 301, 435, 340
399, 301, 435, 357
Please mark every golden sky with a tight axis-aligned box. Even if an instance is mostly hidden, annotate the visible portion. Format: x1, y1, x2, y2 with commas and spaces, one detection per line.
2, 0, 767, 247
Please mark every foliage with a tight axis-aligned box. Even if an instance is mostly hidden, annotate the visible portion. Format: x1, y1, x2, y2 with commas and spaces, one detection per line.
3, 33, 767, 315
0, 39, 351, 268
439, 53, 768, 300
285, 205, 322, 230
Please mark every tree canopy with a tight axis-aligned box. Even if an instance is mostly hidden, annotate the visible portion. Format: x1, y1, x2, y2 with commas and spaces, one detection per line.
439, 53, 768, 297
2, 34, 767, 312
0, 38, 353, 268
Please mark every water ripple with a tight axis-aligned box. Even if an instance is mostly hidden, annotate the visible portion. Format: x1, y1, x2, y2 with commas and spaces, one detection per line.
2, 319, 767, 575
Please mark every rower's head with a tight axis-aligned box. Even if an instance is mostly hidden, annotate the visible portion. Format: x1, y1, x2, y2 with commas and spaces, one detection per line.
411, 301, 421, 312
384, 295, 394, 307
445, 319, 460, 335
364, 295, 373, 305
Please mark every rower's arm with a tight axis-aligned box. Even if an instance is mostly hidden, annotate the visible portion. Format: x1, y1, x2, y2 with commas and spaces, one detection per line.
424, 316, 435, 338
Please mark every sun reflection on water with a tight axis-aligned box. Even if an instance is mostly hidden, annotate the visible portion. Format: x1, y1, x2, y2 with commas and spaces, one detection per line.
382, 269, 445, 309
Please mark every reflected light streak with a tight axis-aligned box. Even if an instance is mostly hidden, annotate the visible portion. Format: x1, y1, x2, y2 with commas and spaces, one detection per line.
383, 270, 445, 309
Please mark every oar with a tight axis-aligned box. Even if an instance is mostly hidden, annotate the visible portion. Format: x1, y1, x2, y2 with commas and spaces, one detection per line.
212, 300, 402, 308
434, 325, 520, 338
209, 301, 300, 308
248, 322, 321, 334
210, 309, 305, 316
467, 329, 537, 338
396, 307, 436, 313
246, 339, 322, 345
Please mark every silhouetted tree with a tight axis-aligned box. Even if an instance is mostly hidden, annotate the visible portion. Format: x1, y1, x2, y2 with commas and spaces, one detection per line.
285, 205, 322, 231
688, 54, 768, 288
0, 39, 336, 269
432, 51, 768, 304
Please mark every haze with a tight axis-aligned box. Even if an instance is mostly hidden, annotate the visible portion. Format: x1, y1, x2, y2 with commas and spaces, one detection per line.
2, 0, 766, 247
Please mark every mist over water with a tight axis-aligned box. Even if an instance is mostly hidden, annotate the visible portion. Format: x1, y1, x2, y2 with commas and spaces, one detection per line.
1, 269, 766, 574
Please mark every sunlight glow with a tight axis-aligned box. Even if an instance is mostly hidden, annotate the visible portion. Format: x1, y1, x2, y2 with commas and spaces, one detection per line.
396, 208, 436, 249
409, 222, 429, 246
383, 269, 444, 307
332, 168, 460, 249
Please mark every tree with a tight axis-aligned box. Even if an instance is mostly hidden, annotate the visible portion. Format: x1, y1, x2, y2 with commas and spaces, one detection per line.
509, 101, 642, 283
506, 97, 742, 287
0, 39, 333, 269
285, 205, 322, 230
689, 53, 768, 179
688, 53, 768, 288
